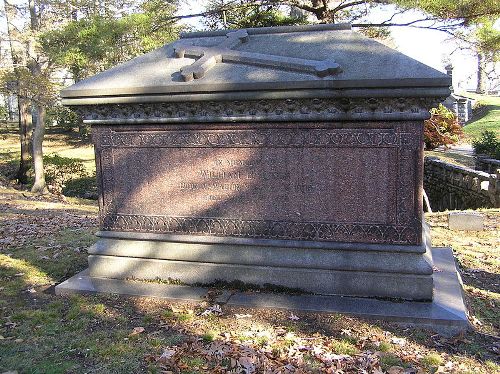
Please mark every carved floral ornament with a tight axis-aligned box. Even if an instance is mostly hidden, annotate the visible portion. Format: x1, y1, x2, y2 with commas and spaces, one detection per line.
72, 97, 443, 124
98, 128, 413, 149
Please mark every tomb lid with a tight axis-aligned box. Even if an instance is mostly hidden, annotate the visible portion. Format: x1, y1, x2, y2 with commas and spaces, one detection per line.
61, 23, 451, 105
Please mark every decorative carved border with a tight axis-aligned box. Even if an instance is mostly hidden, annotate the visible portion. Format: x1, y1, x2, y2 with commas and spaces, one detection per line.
100, 128, 411, 148
102, 214, 419, 245
73, 97, 443, 124
95, 124, 422, 245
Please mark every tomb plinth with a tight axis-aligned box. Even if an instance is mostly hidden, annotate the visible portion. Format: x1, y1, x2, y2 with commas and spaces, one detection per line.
59, 24, 451, 300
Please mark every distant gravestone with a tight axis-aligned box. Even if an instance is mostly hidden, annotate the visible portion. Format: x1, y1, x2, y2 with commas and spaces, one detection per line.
57, 24, 453, 301
448, 211, 484, 231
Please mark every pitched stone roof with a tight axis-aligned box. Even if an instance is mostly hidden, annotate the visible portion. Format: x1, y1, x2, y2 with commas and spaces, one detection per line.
61, 24, 450, 105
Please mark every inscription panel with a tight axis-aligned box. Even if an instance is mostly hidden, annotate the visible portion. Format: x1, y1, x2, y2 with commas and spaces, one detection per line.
95, 123, 422, 245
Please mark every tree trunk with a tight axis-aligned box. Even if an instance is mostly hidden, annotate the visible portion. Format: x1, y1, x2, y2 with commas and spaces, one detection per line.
31, 104, 47, 194
4, 0, 30, 182
16, 98, 32, 184
476, 52, 487, 94
27, 0, 47, 193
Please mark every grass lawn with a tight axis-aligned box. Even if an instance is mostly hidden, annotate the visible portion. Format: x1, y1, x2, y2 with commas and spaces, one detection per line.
458, 93, 500, 140
0, 125, 95, 176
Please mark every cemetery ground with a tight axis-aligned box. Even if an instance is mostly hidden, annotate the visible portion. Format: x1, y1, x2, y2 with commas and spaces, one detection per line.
459, 94, 500, 140
0, 188, 499, 374
0, 126, 498, 373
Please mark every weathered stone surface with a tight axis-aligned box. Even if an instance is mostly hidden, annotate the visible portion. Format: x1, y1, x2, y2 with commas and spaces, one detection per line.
88, 255, 433, 299
93, 122, 423, 246
448, 211, 484, 231
70, 96, 444, 123
88, 238, 433, 274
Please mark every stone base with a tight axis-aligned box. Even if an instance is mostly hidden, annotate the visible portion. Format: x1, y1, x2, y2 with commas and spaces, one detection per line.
83, 229, 434, 300
56, 247, 469, 334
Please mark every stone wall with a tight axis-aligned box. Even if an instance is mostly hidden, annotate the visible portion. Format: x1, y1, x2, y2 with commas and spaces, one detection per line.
442, 95, 473, 125
476, 155, 500, 174
424, 157, 500, 211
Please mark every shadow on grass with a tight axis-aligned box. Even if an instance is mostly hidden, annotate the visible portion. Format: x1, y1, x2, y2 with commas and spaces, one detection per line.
469, 105, 500, 124
45, 126, 93, 146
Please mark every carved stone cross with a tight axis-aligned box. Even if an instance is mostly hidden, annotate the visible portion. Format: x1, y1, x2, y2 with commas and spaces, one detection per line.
174, 29, 341, 82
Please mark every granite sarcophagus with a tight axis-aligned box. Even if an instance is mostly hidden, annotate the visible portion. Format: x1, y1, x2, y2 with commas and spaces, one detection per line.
60, 24, 450, 300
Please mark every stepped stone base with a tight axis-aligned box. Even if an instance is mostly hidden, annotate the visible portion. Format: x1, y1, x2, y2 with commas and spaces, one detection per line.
56, 247, 469, 334
80, 226, 434, 300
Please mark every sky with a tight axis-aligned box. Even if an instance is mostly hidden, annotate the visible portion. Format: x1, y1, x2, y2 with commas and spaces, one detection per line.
175, 1, 489, 92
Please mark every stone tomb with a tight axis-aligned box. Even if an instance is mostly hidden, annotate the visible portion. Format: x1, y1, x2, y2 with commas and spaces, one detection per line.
58, 24, 453, 301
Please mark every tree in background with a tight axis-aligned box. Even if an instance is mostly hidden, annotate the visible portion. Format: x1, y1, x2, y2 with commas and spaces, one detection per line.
2, 0, 31, 184
471, 21, 499, 93
0, 0, 180, 191
202, 1, 499, 90
40, 0, 180, 82
202, 1, 391, 38
203, 0, 307, 29
392, 1, 499, 93
1, 0, 58, 189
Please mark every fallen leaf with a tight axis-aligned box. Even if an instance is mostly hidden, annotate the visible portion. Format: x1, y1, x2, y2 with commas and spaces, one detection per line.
387, 366, 405, 374
390, 337, 406, 346
159, 348, 176, 362
275, 329, 287, 337
288, 313, 299, 321
470, 316, 483, 326
201, 304, 223, 316
130, 327, 145, 336
235, 313, 252, 319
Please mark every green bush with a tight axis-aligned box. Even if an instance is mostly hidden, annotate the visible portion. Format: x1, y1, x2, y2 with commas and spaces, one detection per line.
424, 104, 463, 150
43, 154, 88, 195
46, 105, 90, 139
63, 175, 98, 200
472, 130, 500, 159
46, 105, 81, 130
